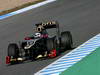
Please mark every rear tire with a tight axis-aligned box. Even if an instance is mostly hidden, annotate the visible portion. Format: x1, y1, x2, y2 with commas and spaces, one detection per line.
61, 31, 73, 50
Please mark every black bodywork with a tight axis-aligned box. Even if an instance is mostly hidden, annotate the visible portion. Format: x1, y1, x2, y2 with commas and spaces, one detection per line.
6, 21, 73, 64
20, 21, 60, 59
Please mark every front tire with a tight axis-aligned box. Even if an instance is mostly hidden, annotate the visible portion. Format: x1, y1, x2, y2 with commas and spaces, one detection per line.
8, 43, 19, 57
8, 43, 19, 64
47, 38, 55, 51
47, 38, 59, 58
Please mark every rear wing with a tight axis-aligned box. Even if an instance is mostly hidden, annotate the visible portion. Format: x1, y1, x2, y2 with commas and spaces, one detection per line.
35, 21, 61, 45
35, 21, 59, 29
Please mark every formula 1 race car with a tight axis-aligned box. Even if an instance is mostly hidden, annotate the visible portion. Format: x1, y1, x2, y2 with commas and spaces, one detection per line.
6, 21, 73, 64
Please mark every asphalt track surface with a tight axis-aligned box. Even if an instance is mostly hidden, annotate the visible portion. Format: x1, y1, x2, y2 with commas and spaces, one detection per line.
0, 0, 100, 75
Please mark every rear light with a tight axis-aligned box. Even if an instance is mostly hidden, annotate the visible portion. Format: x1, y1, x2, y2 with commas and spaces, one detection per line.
6, 56, 10, 64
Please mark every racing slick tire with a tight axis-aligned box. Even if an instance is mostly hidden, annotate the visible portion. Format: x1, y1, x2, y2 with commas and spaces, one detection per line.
47, 38, 54, 51
61, 31, 73, 50
47, 38, 59, 58
8, 43, 19, 58
7, 43, 19, 64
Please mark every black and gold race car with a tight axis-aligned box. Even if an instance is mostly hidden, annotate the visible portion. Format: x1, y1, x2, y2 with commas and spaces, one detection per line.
6, 21, 73, 64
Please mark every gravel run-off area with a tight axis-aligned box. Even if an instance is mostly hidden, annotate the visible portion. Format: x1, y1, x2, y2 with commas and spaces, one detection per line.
0, 0, 44, 15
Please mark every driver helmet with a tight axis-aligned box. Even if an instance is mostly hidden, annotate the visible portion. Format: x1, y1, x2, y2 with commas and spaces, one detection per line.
34, 32, 41, 38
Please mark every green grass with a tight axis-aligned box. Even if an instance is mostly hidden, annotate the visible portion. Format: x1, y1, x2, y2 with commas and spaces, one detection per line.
60, 47, 100, 75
